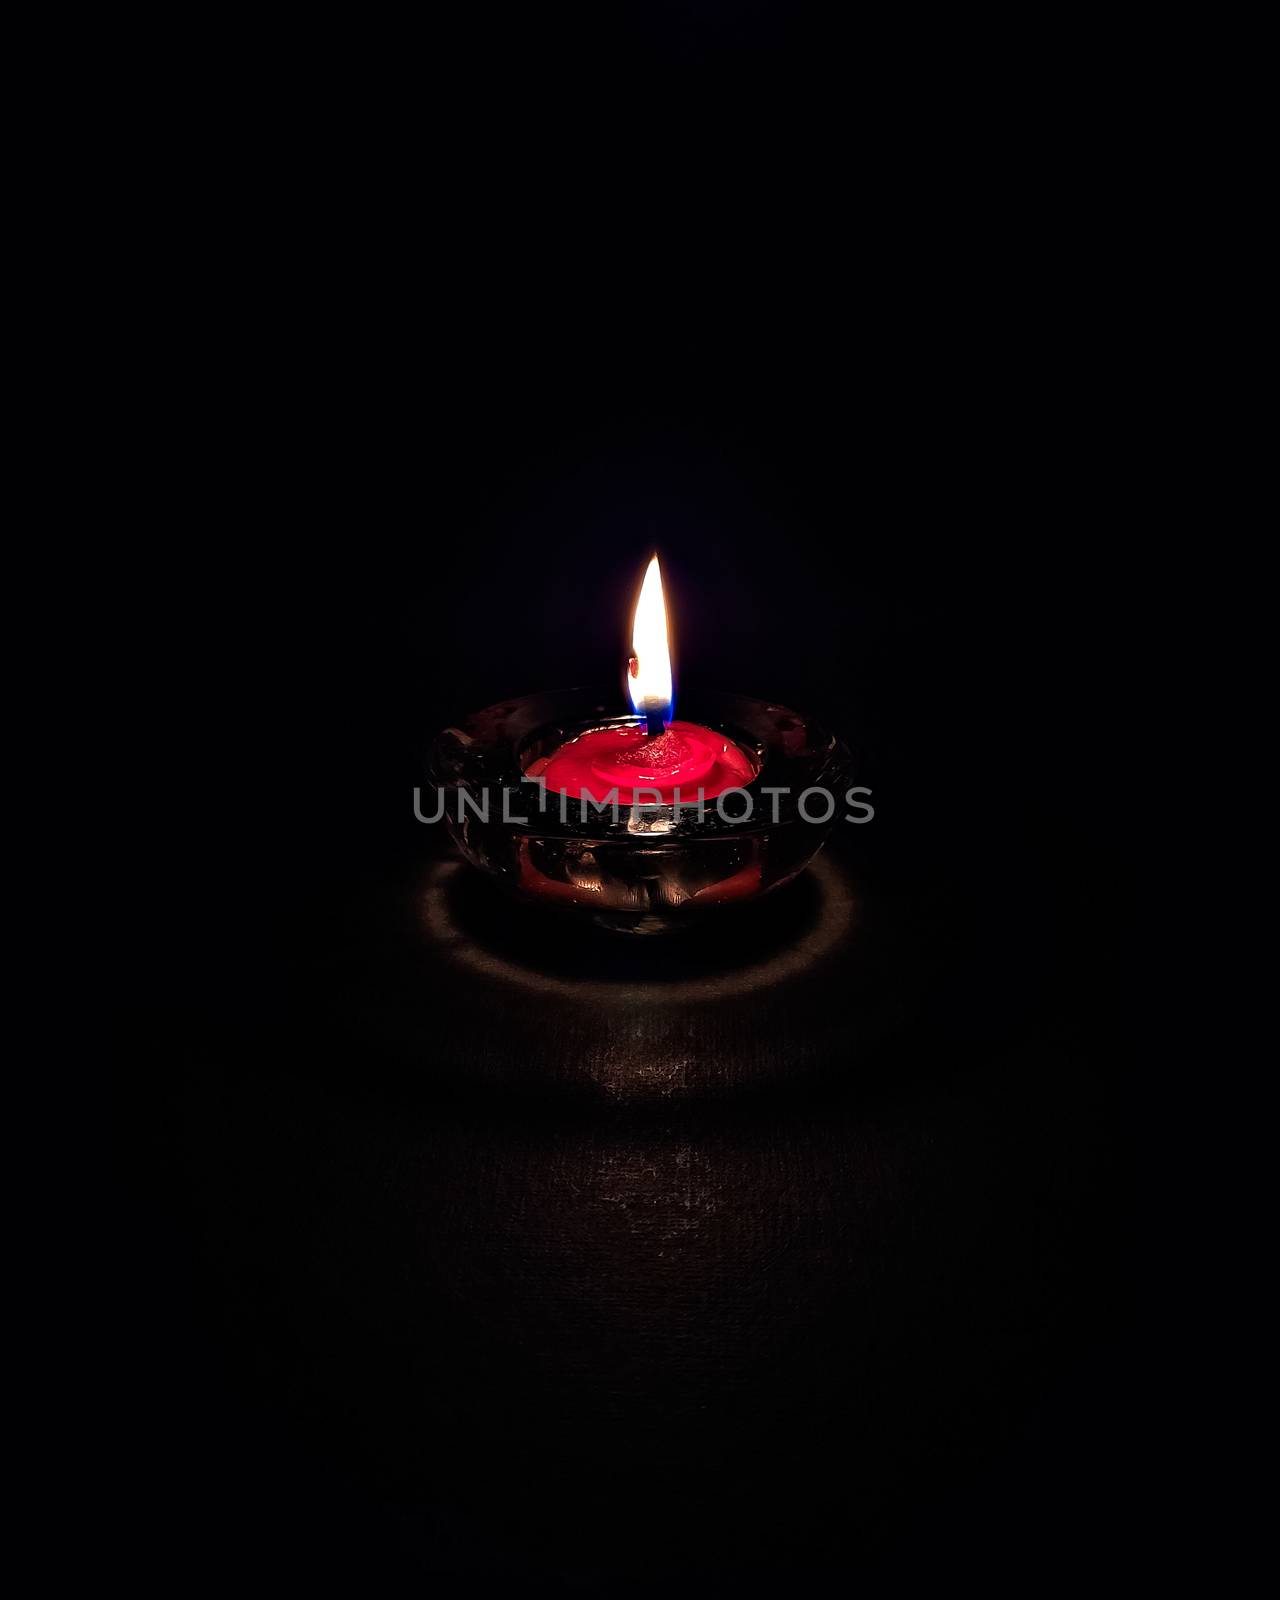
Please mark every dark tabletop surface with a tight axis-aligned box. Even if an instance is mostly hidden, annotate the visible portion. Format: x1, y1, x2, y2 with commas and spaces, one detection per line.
116, 799, 1142, 1592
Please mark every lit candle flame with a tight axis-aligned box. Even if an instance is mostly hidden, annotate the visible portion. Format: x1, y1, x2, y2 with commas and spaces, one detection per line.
627, 554, 673, 724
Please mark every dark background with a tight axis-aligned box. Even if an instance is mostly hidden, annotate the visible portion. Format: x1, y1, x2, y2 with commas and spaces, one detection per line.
109, 16, 1159, 1580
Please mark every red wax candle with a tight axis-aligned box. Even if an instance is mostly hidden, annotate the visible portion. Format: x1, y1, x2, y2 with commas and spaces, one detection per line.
526, 719, 757, 803
523, 554, 758, 805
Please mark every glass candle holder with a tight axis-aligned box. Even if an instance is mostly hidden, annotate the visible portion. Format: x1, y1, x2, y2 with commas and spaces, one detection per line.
428, 687, 853, 934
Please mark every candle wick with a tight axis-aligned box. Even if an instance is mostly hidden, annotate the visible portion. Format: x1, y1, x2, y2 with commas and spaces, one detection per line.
645, 706, 665, 739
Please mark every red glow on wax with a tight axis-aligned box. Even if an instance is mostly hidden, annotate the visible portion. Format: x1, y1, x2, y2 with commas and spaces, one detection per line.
527, 720, 757, 803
